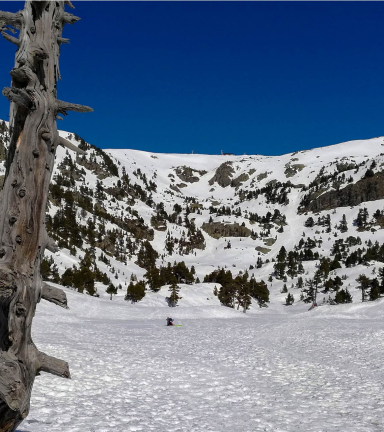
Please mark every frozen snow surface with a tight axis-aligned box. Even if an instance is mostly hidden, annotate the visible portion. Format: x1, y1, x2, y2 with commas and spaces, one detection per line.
18, 286, 384, 432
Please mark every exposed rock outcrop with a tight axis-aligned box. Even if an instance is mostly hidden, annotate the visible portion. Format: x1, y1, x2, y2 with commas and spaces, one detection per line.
284, 163, 305, 178
209, 162, 235, 188
231, 173, 249, 188
175, 166, 207, 183
257, 172, 269, 181
202, 221, 251, 239
256, 246, 271, 254
301, 171, 384, 213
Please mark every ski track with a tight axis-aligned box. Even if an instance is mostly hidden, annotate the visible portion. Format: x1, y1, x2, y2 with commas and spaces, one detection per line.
18, 298, 384, 432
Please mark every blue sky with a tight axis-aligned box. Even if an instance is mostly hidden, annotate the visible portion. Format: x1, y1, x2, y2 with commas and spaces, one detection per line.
1, 1, 384, 155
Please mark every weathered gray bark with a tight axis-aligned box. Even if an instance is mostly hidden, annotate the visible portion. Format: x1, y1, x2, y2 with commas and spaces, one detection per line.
41, 283, 68, 309
0, 2, 91, 430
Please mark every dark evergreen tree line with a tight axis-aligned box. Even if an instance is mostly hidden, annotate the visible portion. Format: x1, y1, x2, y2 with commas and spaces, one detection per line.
237, 181, 292, 205
204, 268, 269, 311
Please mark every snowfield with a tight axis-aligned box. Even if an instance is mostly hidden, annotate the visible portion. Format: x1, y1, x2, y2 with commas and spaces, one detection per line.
18, 286, 384, 432
1, 119, 384, 430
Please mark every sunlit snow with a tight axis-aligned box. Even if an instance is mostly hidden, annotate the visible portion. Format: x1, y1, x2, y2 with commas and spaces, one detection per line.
18, 285, 384, 432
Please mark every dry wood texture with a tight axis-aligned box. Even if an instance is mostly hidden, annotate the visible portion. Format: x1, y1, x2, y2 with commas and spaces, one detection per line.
0, 2, 92, 430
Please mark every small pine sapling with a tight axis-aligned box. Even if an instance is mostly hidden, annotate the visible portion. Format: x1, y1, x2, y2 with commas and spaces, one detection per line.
285, 293, 294, 306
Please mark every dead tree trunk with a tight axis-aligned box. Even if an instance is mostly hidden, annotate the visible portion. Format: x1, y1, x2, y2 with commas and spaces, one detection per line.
0, 2, 92, 430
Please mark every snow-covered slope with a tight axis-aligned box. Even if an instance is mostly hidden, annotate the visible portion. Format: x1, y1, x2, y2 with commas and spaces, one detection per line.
1, 119, 384, 309
17, 284, 384, 432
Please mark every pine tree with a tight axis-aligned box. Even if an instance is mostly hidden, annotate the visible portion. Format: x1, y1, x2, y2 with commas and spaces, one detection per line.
106, 283, 118, 301
169, 282, 182, 307
145, 267, 162, 292
330, 258, 342, 270
173, 261, 194, 284
136, 240, 159, 269
218, 281, 238, 308
369, 278, 380, 301
40, 256, 60, 283
356, 274, 371, 302
277, 246, 287, 262
334, 288, 352, 304
249, 277, 269, 307
318, 258, 331, 279
302, 278, 316, 304
61, 251, 97, 296
378, 267, 384, 294
356, 208, 369, 229
235, 276, 252, 313
286, 252, 298, 278
364, 168, 374, 178
297, 262, 304, 274
273, 261, 286, 279
304, 217, 315, 228
125, 280, 146, 303
339, 214, 348, 233
285, 293, 294, 305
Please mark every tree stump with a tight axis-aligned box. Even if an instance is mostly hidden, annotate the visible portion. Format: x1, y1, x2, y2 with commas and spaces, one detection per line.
0, 2, 92, 430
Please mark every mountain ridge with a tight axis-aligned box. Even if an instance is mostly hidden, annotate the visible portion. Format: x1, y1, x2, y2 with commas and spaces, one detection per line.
1, 118, 384, 309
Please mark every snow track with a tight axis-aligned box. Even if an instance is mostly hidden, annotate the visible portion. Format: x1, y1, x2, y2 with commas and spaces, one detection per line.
18, 290, 384, 432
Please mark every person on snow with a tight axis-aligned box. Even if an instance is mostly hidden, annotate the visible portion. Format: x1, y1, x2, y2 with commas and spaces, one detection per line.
166, 317, 174, 326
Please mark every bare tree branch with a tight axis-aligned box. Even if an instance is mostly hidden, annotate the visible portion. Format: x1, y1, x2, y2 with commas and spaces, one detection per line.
64, 1, 75, 9
2, 87, 32, 109
62, 12, 80, 25
58, 136, 86, 155
9, 66, 37, 85
1, 30, 19, 46
0, 11, 23, 29
36, 351, 71, 378
41, 283, 68, 309
46, 236, 59, 253
57, 37, 70, 45
56, 100, 93, 116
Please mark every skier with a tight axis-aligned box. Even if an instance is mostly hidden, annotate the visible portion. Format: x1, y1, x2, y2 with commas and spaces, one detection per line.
166, 316, 174, 326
